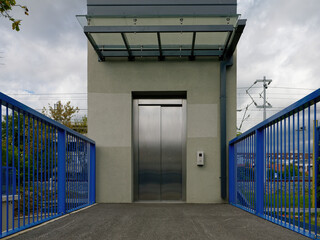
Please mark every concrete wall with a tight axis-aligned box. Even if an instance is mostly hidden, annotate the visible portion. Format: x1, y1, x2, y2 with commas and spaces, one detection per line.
88, 45, 237, 203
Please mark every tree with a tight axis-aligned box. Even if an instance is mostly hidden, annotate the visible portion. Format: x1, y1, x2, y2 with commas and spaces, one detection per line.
71, 115, 87, 134
42, 101, 79, 129
0, 0, 29, 31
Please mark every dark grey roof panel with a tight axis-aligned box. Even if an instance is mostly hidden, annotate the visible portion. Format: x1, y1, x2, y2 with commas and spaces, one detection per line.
87, 0, 237, 5
88, 6, 237, 16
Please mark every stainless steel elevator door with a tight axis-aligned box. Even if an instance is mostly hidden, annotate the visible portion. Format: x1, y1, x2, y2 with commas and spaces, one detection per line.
135, 99, 185, 201
138, 106, 161, 200
161, 106, 182, 200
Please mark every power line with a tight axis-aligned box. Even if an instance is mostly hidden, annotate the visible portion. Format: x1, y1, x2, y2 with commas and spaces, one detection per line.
237, 86, 317, 91
6, 93, 87, 95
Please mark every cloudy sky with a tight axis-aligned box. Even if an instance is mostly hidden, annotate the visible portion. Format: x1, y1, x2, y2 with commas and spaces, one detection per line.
0, 0, 319, 130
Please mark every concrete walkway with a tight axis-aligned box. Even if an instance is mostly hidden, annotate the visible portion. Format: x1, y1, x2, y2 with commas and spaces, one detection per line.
9, 203, 309, 240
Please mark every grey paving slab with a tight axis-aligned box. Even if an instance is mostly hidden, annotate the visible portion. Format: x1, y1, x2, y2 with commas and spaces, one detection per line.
9, 203, 309, 240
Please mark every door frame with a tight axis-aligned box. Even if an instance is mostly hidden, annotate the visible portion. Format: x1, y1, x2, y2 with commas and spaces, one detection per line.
132, 98, 186, 202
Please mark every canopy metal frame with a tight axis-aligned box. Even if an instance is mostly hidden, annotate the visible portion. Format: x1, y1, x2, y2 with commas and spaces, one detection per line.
83, 19, 246, 61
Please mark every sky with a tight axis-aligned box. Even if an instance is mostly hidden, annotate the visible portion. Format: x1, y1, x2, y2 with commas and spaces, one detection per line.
0, 0, 319, 130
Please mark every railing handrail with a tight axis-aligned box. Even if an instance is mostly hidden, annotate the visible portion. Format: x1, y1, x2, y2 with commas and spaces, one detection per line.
230, 88, 320, 145
0, 92, 95, 144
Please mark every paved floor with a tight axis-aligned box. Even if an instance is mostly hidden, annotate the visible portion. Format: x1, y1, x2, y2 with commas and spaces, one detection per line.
10, 203, 309, 240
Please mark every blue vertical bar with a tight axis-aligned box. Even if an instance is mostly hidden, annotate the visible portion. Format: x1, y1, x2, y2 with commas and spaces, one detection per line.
83, 141, 86, 205
78, 139, 81, 207
307, 106, 311, 233
36, 119, 39, 222
264, 129, 266, 215
293, 114, 296, 227
17, 111, 20, 228
247, 138, 249, 209
5, 108, 9, 233
302, 109, 306, 232
248, 137, 251, 208
297, 112, 300, 228
23, 114, 26, 226
50, 126, 54, 216
32, 117, 35, 223
28, 115, 30, 225
58, 129, 66, 214
273, 124, 276, 219
47, 125, 50, 217
269, 126, 272, 219
0, 102, 2, 234
56, 129, 58, 214
12, 109, 15, 230
89, 143, 96, 204
40, 121, 43, 220
69, 135, 72, 210
47, 126, 50, 217
71, 134, 74, 211
53, 128, 57, 215
251, 135, 254, 209
283, 118, 288, 225
253, 134, 255, 209
81, 140, 84, 206
56, 128, 59, 214
235, 142, 238, 205
247, 139, 249, 207
298, 111, 300, 229
66, 134, 69, 212
255, 128, 264, 217
0, 103, 2, 233
280, 120, 283, 223
76, 137, 79, 208
267, 127, 270, 218
86, 141, 89, 204
229, 143, 235, 204
269, 125, 272, 219
69, 134, 72, 211
277, 122, 279, 222
248, 136, 251, 208
288, 116, 291, 227
314, 103, 318, 237
284, 118, 287, 226
44, 124, 47, 218
73, 136, 76, 210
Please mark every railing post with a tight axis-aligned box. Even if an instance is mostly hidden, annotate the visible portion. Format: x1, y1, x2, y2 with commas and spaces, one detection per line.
89, 143, 96, 204
58, 129, 66, 214
229, 143, 235, 204
255, 128, 264, 217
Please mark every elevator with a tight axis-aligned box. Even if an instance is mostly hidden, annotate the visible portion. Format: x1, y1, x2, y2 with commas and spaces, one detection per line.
133, 99, 186, 201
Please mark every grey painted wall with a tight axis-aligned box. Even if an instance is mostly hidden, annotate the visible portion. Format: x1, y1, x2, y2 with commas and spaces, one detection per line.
87, 0, 237, 16
87, 43, 237, 203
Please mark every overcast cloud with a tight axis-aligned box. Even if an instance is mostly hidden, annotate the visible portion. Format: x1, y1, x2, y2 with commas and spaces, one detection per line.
0, 0, 319, 128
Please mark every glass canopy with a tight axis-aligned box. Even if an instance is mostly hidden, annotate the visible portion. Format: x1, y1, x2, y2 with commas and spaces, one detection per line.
77, 15, 246, 61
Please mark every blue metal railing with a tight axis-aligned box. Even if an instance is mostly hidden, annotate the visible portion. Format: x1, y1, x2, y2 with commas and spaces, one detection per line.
229, 89, 320, 239
0, 92, 96, 238
1, 167, 16, 195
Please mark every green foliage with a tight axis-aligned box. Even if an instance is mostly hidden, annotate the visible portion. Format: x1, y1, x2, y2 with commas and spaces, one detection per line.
71, 115, 87, 134
282, 165, 299, 179
42, 101, 79, 129
42, 101, 87, 134
0, 0, 29, 31
1, 112, 56, 187
267, 165, 299, 180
